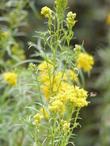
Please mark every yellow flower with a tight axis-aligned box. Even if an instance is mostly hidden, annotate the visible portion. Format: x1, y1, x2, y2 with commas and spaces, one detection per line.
66, 69, 78, 81
61, 120, 70, 132
57, 83, 88, 108
39, 72, 50, 83
41, 6, 52, 18
40, 107, 49, 120
66, 11, 76, 27
41, 83, 50, 99
39, 71, 63, 99
77, 53, 94, 72
33, 113, 43, 125
73, 86, 88, 99
73, 98, 88, 108
41, 81, 59, 100
106, 13, 110, 25
49, 99, 65, 114
55, 71, 67, 81
38, 60, 53, 72
3, 72, 17, 86
55, 92, 67, 103
40, 78, 57, 100
60, 82, 74, 93
67, 86, 88, 108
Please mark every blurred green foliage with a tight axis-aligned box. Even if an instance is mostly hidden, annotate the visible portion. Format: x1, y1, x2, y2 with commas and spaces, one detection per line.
0, 0, 28, 69
95, 28, 110, 146
0, 68, 40, 146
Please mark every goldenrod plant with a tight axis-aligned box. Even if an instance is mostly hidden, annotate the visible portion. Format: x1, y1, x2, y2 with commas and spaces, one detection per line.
27, 0, 94, 145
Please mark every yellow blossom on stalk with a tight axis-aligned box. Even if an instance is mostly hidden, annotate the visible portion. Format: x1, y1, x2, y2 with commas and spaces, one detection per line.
3, 72, 17, 86
55, 92, 67, 103
41, 81, 60, 100
40, 79, 57, 100
57, 83, 88, 108
55, 71, 67, 81
38, 60, 53, 72
66, 11, 76, 27
41, 83, 50, 99
61, 120, 70, 132
74, 98, 88, 108
40, 74, 64, 100
73, 86, 88, 99
77, 53, 94, 72
67, 86, 88, 108
60, 82, 74, 93
39, 72, 50, 83
39, 72, 63, 99
41, 6, 52, 18
34, 113, 43, 125
40, 108, 49, 120
66, 69, 78, 81
49, 99, 65, 114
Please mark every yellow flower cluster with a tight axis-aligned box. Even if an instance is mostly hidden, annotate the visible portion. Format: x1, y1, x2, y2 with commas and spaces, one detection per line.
33, 60, 89, 125
38, 60, 53, 72
37, 60, 88, 105
33, 53, 92, 125
64, 69, 78, 81
49, 84, 88, 114
41, 6, 52, 18
66, 11, 76, 27
49, 99, 65, 114
3, 72, 17, 86
76, 53, 94, 72
38, 61, 78, 100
